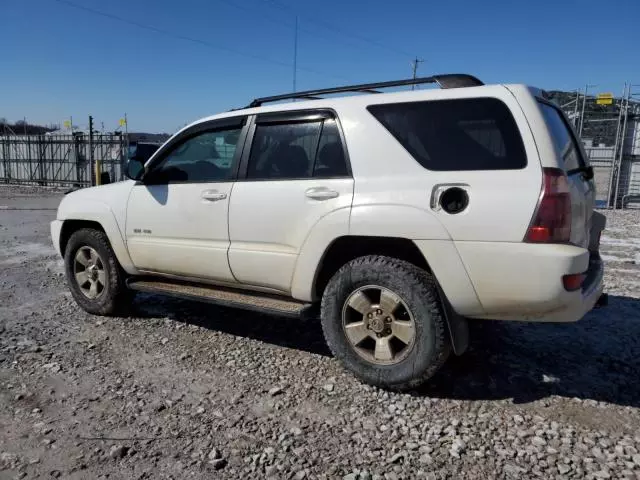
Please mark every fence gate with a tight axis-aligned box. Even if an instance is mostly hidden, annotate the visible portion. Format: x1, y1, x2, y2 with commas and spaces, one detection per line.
0, 133, 127, 187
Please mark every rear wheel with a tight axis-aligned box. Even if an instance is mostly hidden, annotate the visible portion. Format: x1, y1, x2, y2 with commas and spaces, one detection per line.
320, 255, 450, 390
64, 228, 131, 316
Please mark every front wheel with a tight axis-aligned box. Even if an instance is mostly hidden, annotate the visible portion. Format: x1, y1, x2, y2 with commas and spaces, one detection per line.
64, 228, 131, 316
320, 256, 450, 390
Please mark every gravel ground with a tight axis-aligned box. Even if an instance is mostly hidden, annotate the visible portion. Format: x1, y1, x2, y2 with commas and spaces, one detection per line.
1, 185, 639, 480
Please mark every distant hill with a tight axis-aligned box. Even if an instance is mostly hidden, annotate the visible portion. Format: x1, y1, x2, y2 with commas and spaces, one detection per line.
0, 119, 56, 135
128, 132, 171, 144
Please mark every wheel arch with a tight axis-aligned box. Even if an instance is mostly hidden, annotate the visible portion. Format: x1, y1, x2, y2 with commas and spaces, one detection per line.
310, 236, 472, 356
59, 220, 105, 257
57, 204, 138, 275
312, 236, 431, 301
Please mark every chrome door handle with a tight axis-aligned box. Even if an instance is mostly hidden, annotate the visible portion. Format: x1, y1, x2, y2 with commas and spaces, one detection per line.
201, 191, 227, 201
305, 187, 339, 200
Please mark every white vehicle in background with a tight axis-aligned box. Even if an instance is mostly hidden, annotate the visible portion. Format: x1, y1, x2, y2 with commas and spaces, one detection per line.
51, 74, 607, 390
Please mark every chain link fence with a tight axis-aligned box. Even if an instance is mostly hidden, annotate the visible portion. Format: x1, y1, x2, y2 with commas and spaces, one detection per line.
558, 84, 640, 209
0, 133, 127, 187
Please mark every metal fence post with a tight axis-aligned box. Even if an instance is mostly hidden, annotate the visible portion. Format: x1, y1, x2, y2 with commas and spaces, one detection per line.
38, 135, 46, 185
73, 133, 81, 185
89, 116, 95, 186
606, 83, 627, 208
1, 137, 8, 183
614, 87, 631, 208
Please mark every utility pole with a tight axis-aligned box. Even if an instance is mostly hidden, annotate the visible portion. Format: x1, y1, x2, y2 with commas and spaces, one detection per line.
411, 57, 424, 90
292, 15, 298, 93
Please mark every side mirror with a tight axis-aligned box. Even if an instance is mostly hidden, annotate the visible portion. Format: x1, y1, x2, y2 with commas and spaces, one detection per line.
125, 158, 145, 181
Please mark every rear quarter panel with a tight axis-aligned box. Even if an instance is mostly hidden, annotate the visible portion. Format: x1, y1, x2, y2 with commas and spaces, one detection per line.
325, 86, 547, 316
337, 85, 543, 243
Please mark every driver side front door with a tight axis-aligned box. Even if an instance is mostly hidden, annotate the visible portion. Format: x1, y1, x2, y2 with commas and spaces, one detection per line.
125, 116, 248, 282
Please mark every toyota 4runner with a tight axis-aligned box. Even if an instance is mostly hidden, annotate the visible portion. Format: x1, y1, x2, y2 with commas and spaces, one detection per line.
51, 74, 606, 390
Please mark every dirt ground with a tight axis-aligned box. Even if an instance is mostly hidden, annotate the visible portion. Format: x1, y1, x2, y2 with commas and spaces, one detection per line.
1, 185, 639, 480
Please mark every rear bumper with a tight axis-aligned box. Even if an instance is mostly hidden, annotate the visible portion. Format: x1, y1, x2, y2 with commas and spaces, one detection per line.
514, 252, 604, 323
458, 241, 604, 323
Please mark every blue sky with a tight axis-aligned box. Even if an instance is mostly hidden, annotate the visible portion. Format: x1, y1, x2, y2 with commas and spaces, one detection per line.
2, 0, 638, 133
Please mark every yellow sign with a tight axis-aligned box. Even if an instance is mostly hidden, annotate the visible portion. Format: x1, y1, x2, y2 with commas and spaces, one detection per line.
63, 120, 71, 128
596, 93, 614, 105
119, 118, 127, 126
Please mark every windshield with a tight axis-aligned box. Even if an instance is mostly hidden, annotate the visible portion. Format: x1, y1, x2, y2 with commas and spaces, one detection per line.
539, 102, 585, 171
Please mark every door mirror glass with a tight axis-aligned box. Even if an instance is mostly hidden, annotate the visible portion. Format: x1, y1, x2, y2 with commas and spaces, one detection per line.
125, 158, 145, 180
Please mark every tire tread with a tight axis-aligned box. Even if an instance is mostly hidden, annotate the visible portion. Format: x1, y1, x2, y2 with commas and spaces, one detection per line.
320, 255, 450, 390
64, 228, 130, 316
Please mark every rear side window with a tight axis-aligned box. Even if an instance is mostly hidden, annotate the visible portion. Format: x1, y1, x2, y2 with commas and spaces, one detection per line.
367, 98, 527, 171
314, 119, 348, 178
539, 103, 584, 171
247, 117, 348, 180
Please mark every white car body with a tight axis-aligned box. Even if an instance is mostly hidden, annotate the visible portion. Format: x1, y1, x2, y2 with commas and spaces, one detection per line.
51, 81, 604, 324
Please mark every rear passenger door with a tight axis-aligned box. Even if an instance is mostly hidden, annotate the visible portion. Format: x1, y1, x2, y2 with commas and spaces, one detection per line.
228, 110, 353, 293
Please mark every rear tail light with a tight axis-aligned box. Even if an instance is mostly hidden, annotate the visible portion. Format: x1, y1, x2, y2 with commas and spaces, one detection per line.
563, 273, 586, 291
525, 168, 571, 243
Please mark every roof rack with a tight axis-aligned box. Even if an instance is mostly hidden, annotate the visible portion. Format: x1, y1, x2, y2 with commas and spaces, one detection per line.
248, 73, 483, 107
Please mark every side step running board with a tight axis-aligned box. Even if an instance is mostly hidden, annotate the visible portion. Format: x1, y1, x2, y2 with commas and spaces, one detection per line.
127, 278, 314, 318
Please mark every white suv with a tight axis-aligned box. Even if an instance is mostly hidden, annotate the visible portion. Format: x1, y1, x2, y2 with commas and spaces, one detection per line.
51, 74, 606, 390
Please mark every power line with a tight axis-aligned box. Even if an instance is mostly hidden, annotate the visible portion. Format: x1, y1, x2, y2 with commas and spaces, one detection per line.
261, 0, 413, 59
51, 0, 347, 81
215, 0, 381, 56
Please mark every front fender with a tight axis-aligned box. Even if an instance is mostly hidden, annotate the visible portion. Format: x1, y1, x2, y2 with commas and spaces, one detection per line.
57, 197, 138, 275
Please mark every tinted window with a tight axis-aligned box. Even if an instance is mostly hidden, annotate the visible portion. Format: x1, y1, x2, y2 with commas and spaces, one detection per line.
247, 117, 348, 180
314, 119, 349, 177
368, 98, 527, 171
148, 128, 241, 183
539, 103, 584, 171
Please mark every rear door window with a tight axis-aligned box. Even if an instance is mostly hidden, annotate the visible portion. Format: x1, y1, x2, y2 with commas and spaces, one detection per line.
539, 102, 584, 171
247, 116, 349, 180
367, 98, 527, 171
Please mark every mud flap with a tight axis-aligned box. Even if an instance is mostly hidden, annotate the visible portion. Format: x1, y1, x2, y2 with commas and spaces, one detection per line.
595, 293, 608, 309
589, 211, 606, 252
436, 285, 469, 356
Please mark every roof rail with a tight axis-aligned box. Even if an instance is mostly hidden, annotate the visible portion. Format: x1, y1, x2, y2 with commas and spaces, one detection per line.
248, 74, 483, 107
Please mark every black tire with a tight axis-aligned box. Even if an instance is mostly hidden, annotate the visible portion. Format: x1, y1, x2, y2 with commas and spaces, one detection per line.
320, 255, 451, 390
64, 228, 131, 316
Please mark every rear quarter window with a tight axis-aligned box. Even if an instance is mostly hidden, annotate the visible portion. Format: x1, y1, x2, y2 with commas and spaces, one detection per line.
539, 102, 584, 171
367, 97, 527, 171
